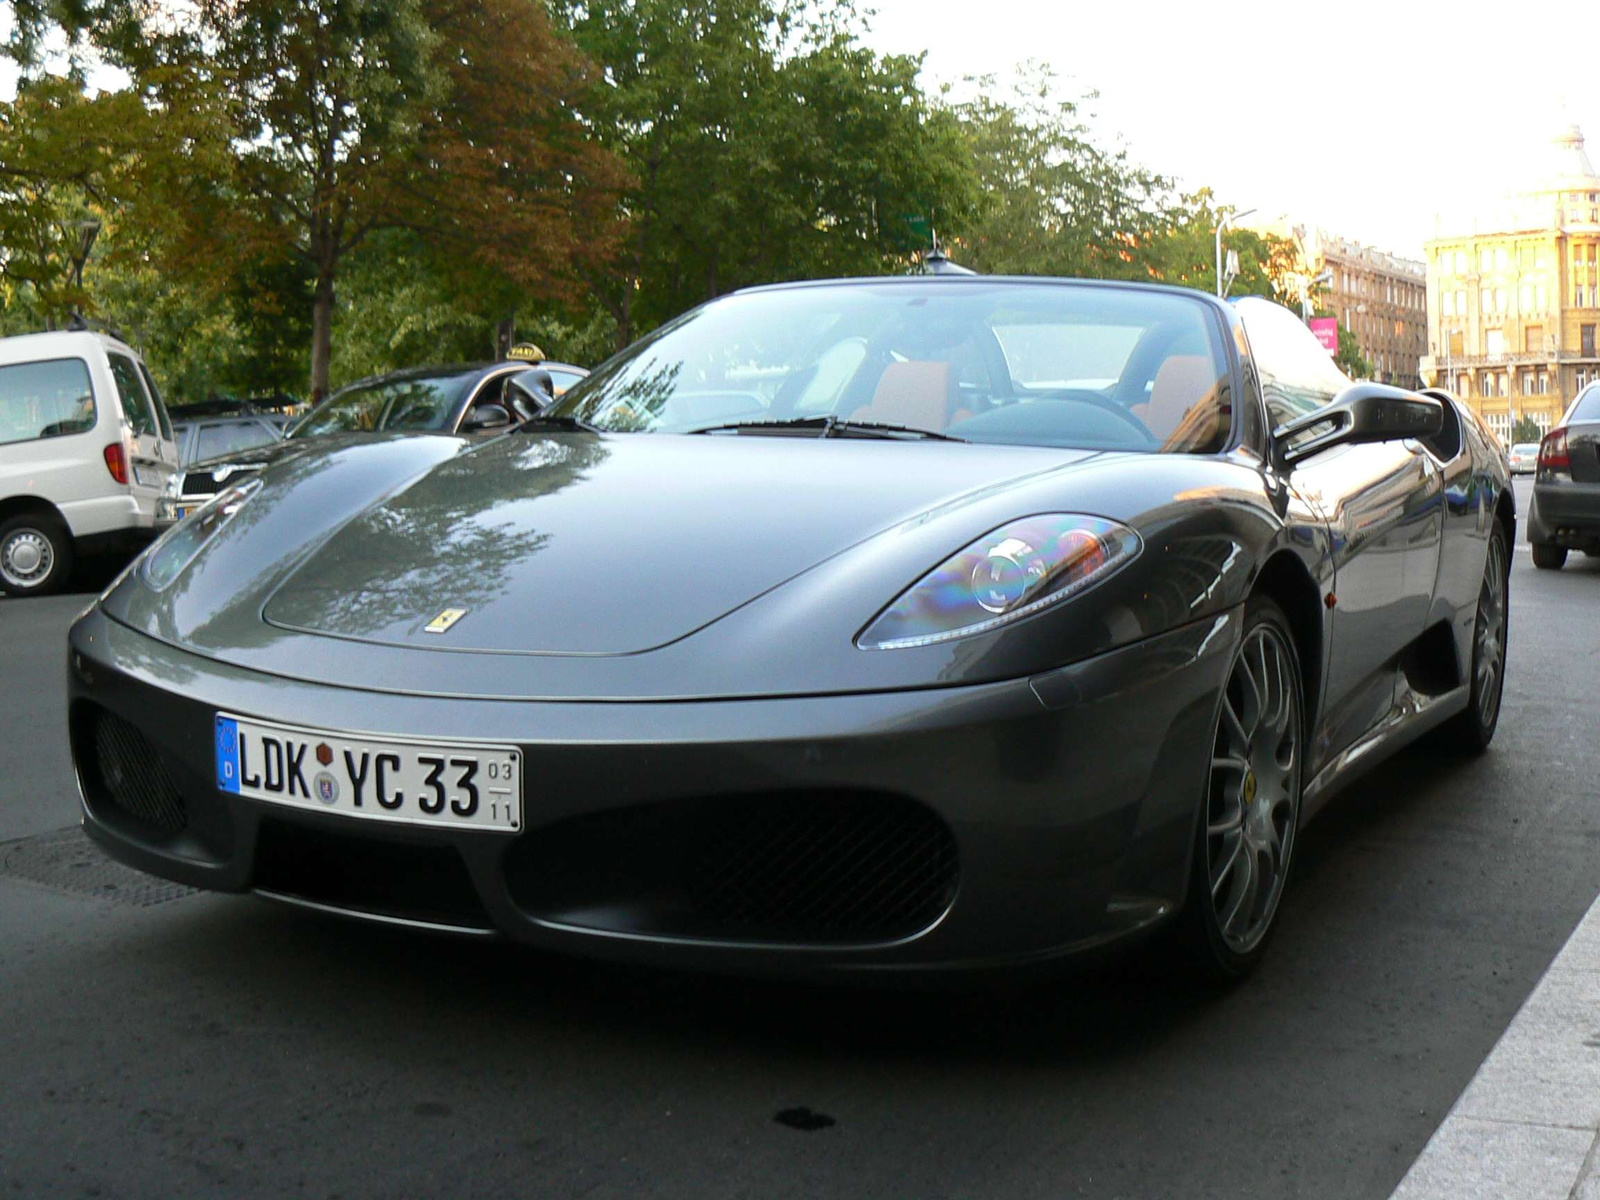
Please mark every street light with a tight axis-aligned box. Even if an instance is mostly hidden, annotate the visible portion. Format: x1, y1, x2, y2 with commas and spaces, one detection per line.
67, 218, 101, 290
1214, 207, 1257, 298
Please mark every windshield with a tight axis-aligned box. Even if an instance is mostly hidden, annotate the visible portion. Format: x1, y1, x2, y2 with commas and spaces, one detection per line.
288, 372, 472, 438
550, 281, 1234, 453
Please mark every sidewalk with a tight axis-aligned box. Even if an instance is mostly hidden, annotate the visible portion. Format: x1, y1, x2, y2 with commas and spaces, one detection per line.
1392, 891, 1600, 1199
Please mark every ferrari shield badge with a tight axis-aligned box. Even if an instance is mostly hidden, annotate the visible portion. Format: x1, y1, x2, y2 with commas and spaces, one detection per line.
424, 607, 468, 634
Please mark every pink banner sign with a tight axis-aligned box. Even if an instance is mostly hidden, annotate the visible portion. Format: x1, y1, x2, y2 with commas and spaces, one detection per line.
1309, 317, 1339, 354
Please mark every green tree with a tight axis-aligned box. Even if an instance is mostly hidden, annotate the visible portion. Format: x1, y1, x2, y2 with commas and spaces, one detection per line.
1511, 416, 1543, 444
557, 0, 977, 347
949, 66, 1176, 279
1334, 323, 1372, 379
1140, 190, 1300, 301
0, 75, 150, 328
14, 0, 626, 398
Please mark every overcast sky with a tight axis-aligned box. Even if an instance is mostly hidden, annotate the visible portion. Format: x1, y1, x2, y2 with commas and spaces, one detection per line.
6, 1, 1597, 258
863, 0, 1600, 257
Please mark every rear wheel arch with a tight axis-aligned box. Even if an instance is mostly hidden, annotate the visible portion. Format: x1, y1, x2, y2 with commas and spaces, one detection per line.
0, 494, 70, 531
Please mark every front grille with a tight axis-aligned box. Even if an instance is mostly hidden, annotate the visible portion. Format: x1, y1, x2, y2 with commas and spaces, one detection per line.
180, 465, 262, 498
179, 471, 218, 497
94, 712, 187, 833
507, 792, 959, 945
252, 818, 493, 931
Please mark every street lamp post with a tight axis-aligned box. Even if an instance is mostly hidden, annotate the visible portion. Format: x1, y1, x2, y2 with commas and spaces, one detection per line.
1214, 207, 1258, 298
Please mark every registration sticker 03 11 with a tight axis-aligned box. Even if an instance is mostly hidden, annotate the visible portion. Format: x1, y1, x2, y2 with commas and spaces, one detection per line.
214, 713, 522, 832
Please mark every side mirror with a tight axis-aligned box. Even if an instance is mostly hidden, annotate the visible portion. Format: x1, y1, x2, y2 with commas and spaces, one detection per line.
1274, 383, 1444, 466
460, 402, 512, 433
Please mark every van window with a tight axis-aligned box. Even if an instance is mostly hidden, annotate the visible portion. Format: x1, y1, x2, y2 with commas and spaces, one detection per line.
107, 353, 158, 437
0, 358, 96, 445
136, 362, 174, 441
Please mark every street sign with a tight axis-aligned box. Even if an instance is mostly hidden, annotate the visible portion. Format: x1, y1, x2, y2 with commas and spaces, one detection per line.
1309, 317, 1339, 355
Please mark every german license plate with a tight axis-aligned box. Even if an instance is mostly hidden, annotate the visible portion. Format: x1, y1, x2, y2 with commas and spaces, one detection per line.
175, 505, 194, 521
214, 713, 522, 831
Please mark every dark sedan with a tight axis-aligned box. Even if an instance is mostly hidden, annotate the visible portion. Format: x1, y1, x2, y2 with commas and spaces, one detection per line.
71, 279, 1511, 981
1528, 383, 1600, 568
157, 359, 586, 523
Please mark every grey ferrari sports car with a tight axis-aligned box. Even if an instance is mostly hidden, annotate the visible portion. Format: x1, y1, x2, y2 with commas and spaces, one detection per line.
68, 278, 1513, 980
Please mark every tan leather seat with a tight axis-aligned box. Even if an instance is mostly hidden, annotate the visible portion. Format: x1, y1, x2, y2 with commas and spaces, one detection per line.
853, 361, 952, 431
1129, 355, 1221, 447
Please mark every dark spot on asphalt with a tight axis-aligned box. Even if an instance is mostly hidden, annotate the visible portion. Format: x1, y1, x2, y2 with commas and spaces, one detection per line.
774, 1107, 835, 1131
412, 1102, 452, 1118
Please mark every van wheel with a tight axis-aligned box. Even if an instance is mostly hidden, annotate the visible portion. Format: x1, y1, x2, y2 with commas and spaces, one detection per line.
0, 514, 74, 596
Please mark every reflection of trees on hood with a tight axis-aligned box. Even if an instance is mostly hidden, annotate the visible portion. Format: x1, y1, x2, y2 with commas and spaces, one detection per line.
276, 435, 611, 635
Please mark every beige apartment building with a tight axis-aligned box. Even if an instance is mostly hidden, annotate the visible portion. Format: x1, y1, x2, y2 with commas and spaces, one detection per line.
1245, 220, 1428, 387
1313, 233, 1428, 389
1422, 123, 1600, 444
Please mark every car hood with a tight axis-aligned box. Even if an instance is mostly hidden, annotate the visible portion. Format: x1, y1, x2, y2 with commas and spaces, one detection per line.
184, 431, 362, 477
259, 432, 1092, 655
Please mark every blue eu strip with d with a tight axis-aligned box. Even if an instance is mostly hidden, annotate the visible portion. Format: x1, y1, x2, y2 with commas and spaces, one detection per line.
215, 716, 241, 793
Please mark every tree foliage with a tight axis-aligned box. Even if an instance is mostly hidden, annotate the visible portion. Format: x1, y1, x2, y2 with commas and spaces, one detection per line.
2, 3, 1348, 402
950, 67, 1174, 280
557, 0, 978, 346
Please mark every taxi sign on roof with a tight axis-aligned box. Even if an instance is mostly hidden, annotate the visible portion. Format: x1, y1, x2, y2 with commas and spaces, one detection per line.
507, 343, 545, 362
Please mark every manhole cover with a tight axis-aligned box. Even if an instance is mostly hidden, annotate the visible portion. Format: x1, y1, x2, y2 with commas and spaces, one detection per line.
0, 826, 199, 906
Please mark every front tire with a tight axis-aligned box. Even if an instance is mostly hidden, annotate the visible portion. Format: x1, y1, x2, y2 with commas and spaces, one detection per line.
0, 513, 74, 596
1178, 595, 1304, 981
1531, 543, 1567, 570
1437, 522, 1509, 754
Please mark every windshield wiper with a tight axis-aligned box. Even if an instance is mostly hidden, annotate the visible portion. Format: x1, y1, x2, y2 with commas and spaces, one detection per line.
690, 415, 964, 441
514, 412, 600, 434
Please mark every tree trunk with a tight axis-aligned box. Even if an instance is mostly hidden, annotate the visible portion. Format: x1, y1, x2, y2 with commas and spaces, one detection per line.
309, 269, 335, 402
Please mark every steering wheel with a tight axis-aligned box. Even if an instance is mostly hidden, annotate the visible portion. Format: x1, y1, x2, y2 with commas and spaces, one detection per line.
1017, 389, 1158, 443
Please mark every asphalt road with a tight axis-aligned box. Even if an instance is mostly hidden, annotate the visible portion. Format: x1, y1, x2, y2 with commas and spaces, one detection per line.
2, 475, 1597, 1200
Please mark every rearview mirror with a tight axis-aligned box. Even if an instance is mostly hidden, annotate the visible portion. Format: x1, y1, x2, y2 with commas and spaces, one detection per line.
460, 402, 512, 433
1274, 383, 1444, 466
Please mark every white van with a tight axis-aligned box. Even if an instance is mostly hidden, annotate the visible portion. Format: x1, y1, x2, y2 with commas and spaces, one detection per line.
0, 330, 179, 596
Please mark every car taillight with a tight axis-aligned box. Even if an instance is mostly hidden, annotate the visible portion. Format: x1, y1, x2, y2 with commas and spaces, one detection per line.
103, 443, 129, 485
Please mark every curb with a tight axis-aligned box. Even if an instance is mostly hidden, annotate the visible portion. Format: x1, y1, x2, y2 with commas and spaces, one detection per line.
1391, 891, 1600, 1199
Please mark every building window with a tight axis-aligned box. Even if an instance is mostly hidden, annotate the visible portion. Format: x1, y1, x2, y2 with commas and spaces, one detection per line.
1443, 291, 1455, 316
1584, 324, 1597, 357
1482, 287, 1494, 312
1537, 284, 1548, 309
1495, 287, 1507, 312
1496, 247, 1509, 271
1540, 373, 1550, 394
1481, 249, 1494, 272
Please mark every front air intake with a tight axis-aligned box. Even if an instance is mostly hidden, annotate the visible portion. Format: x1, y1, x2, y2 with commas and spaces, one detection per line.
93, 712, 188, 834
506, 791, 960, 945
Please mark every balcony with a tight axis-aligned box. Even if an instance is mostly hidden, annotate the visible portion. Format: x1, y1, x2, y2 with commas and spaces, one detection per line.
1421, 350, 1600, 369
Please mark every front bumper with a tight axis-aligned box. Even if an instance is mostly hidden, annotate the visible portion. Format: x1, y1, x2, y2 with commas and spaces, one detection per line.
68, 606, 1237, 977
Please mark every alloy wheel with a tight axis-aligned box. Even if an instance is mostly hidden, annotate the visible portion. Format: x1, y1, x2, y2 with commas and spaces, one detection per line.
1206, 623, 1301, 957
1474, 534, 1508, 729
0, 527, 54, 590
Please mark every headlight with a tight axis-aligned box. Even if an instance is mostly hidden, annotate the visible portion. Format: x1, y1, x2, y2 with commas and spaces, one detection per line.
140, 477, 264, 591
857, 514, 1141, 650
